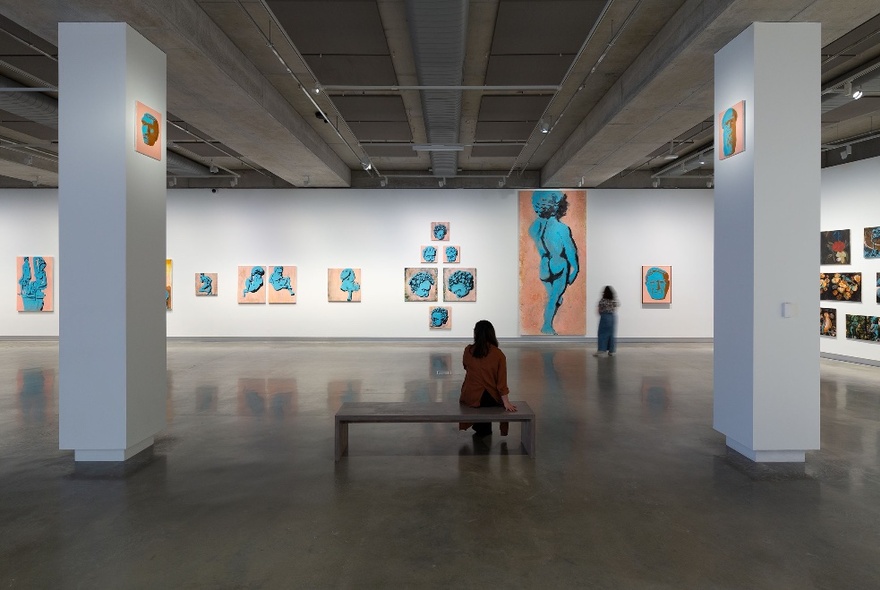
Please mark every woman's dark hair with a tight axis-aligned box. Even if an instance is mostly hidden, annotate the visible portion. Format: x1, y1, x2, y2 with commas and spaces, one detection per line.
472, 320, 498, 358
603, 286, 615, 300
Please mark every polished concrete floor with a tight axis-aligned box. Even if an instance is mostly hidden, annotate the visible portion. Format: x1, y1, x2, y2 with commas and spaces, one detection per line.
1, 340, 879, 589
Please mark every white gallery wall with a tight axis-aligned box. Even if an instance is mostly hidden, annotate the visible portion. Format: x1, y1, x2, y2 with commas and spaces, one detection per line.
820, 156, 880, 363
2, 186, 714, 339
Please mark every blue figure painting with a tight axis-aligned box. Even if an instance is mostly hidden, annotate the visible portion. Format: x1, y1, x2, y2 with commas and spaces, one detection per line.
422, 246, 437, 263
198, 273, 213, 295
340, 268, 360, 302
721, 108, 737, 157
429, 307, 450, 329
243, 266, 265, 296
17, 256, 50, 312
444, 268, 476, 301
445, 246, 459, 263
432, 222, 449, 241
405, 268, 437, 301
528, 191, 579, 334
239, 266, 266, 303
269, 266, 294, 294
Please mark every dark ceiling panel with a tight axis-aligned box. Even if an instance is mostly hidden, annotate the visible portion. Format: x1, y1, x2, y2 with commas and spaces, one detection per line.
304, 55, 397, 86
485, 55, 572, 86
172, 141, 233, 158
822, 97, 880, 122
0, 56, 57, 86
474, 121, 536, 142
267, 0, 388, 54
333, 95, 408, 121
365, 144, 419, 158
349, 121, 412, 141
478, 95, 553, 121
0, 119, 56, 141
470, 144, 522, 158
491, 0, 603, 54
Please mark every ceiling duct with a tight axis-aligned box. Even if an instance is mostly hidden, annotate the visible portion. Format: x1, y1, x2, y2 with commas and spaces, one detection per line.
406, 0, 467, 178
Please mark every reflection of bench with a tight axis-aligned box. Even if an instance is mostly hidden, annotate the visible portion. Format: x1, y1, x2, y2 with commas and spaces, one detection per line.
334, 401, 536, 461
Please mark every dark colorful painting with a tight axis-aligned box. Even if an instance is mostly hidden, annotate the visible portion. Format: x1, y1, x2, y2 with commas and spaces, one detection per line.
642, 265, 672, 304
238, 265, 266, 304
16, 256, 53, 312
718, 100, 745, 160
267, 266, 296, 304
820, 308, 836, 337
821, 229, 850, 265
328, 268, 361, 302
443, 268, 476, 302
195, 272, 217, 297
820, 272, 861, 302
877, 272, 880, 304
845, 314, 880, 342
864, 226, 880, 259
405, 268, 438, 302
429, 306, 451, 330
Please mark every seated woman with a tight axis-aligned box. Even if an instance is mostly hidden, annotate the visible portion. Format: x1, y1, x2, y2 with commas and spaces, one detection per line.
459, 320, 517, 436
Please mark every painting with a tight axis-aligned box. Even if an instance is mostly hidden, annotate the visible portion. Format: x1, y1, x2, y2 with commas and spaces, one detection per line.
877, 272, 880, 304
821, 229, 850, 265
518, 189, 586, 335
820, 308, 837, 337
864, 226, 880, 259
820, 272, 861, 302
195, 272, 218, 296
267, 265, 296, 304
443, 268, 476, 302
642, 265, 672, 304
845, 314, 880, 342
421, 245, 438, 264
135, 101, 162, 161
328, 268, 361, 302
238, 265, 266, 303
166, 259, 173, 310
718, 100, 745, 160
405, 268, 438, 302
16, 256, 53, 312
431, 222, 450, 241
444, 245, 460, 263
429, 307, 451, 330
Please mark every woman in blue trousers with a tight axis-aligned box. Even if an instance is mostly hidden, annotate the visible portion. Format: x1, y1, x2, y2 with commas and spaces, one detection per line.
594, 286, 619, 357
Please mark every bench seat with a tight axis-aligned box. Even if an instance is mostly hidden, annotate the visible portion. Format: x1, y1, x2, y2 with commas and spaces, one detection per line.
334, 401, 535, 461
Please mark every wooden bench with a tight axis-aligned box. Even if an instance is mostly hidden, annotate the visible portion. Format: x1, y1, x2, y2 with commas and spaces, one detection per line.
334, 401, 536, 461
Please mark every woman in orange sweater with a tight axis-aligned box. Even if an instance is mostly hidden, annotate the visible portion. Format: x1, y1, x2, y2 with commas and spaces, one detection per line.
460, 320, 517, 436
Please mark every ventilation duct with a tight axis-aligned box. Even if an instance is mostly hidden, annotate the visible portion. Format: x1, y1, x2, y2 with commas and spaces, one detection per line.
406, 0, 467, 178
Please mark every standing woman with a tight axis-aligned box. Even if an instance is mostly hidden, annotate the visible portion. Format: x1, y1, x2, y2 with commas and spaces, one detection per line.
594, 286, 620, 357
460, 320, 517, 436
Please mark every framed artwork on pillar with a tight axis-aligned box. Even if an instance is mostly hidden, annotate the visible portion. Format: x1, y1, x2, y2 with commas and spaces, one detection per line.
718, 100, 745, 160
135, 101, 162, 161
16, 256, 53, 312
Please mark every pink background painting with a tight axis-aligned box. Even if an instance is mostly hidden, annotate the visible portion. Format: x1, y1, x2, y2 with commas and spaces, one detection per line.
135, 101, 162, 161
16, 256, 53, 312
238, 265, 266, 304
328, 268, 362, 302
267, 266, 297, 304
641, 265, 672, 304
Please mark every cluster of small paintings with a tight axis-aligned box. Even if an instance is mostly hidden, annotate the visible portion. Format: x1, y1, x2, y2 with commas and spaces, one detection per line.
642, 266, 672, 304
238, 265, 297, 304
16, 256, 53, 312
420, 245, 460, 264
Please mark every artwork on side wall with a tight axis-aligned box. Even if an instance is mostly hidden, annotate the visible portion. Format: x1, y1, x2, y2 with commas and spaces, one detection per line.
877, 272, 880, 304
166, 259, 173, 310
431, 222, 450, 241
820, 308, 837, 337
16, 256, 53, 312
421, 246, 438, 263
821, 229, 850, 265
845, 314, 880, 342
329, 268, 361, 302
195, 272, 218, 296
864, 226, 880, 259
642, 266, 672, 304
820, 272, 861, 302
405, 268, 438, 302
444, 245, 460, 263
267, 265, 297, 304
135, 101, 162, 161
429, 306, 451, 330
518, 189, 586, 335
444, 268, 477, 302
718, 100, 745, 160
238, 265, 266, 303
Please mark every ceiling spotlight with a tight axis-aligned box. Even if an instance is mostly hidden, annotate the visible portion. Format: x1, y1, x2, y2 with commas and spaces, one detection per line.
360, 157, 372, 172
230, 177, 239, 187
853, 87, 863, 100
663, 140, 678, 160
652, 178, 660, 188
699, 157, 706, 165
497, 178, 505, 188
380, 177, 388, 187
209, 164, 218, 174
439, 178, 446, 188
168, 177, 177, 188
303, 175, 310, 187
577, 176, 584, 188
539, 118, 550, 134
841, 145, 852, 160
707, 179, 714, 188
313, 84, 322, 95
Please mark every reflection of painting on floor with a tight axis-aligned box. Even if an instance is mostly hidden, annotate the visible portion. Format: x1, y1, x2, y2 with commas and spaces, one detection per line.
195, 272, 218, 296
328, 268, 361, 302
238, 265, 266, 303
821, 229, 850, 265
166, 259, 173, 310
820, 272, 861, 302
820, 308, 836, 337
845, 314, 880, 342
443, 268, 477, 302
405, 268, 438, 302
267, 265, 296, 304
429, 307, 451, 330
16, 256, 53, 312
518, 190, 586, 335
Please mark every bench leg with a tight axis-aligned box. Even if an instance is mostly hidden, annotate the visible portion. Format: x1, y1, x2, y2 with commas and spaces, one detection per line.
521, 419, 535, 458
335, 420, 348, 462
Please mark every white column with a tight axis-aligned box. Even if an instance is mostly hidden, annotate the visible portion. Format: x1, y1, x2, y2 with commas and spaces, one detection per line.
58, 23, 167, 461
713, 23, 820, 462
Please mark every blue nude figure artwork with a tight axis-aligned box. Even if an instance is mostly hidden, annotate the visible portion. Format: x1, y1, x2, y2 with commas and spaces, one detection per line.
431, 222, 450, 241
845, 314, 880, 342
329, 268, 361, 302
17, 256, 53, 312
267, 265, 297, 304
718, 101, 745, 160
642, 266, 672, 304
405, 268, 438, 302
443, 268, 477, 302
864, 226, 880, 259
444, 245, 460, 263
238, 265, 266, 304
519, 190, 586, 335
421, 246, 437, 264
195, 272, 218, 297
429, 306, 451, 330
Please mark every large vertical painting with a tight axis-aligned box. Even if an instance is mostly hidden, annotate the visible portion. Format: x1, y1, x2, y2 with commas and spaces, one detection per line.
329, 268, 361, 302
195, 272, 218, 296
820, 272, 861, 302
845, 314, 880, 342
267, 265, 296, 304
405, 268, 438, 302
642, 265, 672, 304
16, 256, 53, 312
518, 190, 586, 335
820, 308, 837, 337
238, 265, 266, 303
135, 101, 162, 161
165, 259, 173, 310
443, 268, 477, 302
864, 226, 880, 259
821, 229, 850, 265
718, 100, 745, 160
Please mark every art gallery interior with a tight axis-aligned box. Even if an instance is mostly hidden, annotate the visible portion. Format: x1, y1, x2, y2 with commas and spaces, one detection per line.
2, 2, 880, 587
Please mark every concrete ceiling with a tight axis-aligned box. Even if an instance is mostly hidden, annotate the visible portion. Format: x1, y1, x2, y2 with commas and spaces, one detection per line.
0, 0, 879, 190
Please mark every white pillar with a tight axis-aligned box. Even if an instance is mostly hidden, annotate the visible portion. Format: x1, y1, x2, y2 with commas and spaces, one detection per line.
58, 23, 167, 461
713, 23, 820, 462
